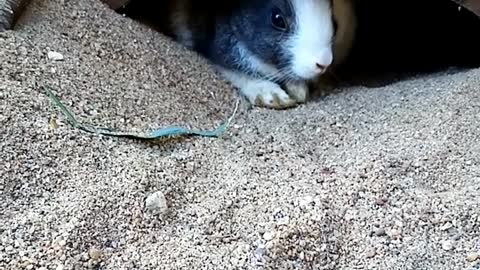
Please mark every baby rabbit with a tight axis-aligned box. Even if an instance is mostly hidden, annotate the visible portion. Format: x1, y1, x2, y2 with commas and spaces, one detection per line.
161, 0, 355, 109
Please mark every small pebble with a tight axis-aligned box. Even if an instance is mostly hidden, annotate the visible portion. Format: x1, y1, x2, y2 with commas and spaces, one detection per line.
276, 215, 290, 225
299, 251, 305, 260
81, 252, 90, 261
441, 240, 454, 251
18, 46, 28, 55
431, 217, 442, 225
47, 51, 64, 61
48, 117, 58, 129
440, 223, 453, 231
145, 191, 168, 214
390, 228, 402, 239
263, 231, 275, 241
375, 197, 388, 206
375, 228, 386, 236
466, 252, 479, 262
364, 247, 376, 258
358, 173, 368, 179
254, 245, 266, 258
298, 195, 314, 209
88, 248, 103, 260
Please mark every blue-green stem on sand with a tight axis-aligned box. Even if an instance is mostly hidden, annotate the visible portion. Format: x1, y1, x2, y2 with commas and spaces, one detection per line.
43, 86, 239, 140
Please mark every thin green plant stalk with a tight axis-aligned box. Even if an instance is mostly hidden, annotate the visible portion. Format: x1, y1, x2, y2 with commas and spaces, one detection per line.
42, 86, 239, 140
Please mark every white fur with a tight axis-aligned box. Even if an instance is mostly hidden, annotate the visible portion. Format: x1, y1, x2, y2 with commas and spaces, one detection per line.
289, 0, 334, 80
285, 80, 309, 102
220, 68, 296, 109
221, 43, 301, 108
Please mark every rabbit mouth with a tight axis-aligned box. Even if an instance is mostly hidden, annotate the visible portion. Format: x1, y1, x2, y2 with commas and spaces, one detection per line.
277, 66, 310, 82
258, 64, 318, 84
289, 66, 329, 82
282, 71, 317, 83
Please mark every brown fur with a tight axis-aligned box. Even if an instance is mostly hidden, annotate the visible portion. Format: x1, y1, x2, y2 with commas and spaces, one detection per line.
312, 0, 356, 92
332, 0, 357, 68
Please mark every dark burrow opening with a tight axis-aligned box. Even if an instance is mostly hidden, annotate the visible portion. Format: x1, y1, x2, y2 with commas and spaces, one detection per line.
117, 0, 480, 89
336, 0, 480, 88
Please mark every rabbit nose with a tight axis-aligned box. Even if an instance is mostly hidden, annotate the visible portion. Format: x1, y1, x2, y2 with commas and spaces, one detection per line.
315, 50, 333, 72
316, 63, 327, 70
316, 63, 330, 73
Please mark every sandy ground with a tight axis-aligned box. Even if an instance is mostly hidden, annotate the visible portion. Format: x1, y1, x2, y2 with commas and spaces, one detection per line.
1, 0, 480, 269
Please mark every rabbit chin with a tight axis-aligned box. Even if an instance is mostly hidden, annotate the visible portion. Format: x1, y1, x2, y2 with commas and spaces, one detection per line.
279, 72, 313, 84
290, 59, 330, 81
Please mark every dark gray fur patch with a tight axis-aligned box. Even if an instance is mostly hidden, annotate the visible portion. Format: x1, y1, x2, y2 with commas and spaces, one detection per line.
197, 0, 300, 81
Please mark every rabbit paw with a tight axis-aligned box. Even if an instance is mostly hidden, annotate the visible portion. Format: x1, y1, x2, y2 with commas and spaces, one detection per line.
284, 80, 309, 103
247, 81, 297, 109
221, 70, 297, 109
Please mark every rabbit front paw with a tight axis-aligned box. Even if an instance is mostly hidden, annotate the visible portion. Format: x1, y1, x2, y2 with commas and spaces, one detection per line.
221, 70, 297, 109
246, 80, 297, 109
284, 80, 309, 103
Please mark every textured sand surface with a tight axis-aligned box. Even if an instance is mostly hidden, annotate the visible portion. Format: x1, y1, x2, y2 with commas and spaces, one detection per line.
1, 0, 480, 269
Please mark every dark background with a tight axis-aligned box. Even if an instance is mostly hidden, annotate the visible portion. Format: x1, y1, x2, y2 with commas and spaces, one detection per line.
338, 0, 480, 86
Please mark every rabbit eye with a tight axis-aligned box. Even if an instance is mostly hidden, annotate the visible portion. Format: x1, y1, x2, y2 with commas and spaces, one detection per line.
271, 8, 287, 31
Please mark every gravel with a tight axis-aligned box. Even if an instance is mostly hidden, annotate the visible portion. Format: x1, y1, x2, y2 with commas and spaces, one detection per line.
1, 0, 480, 269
